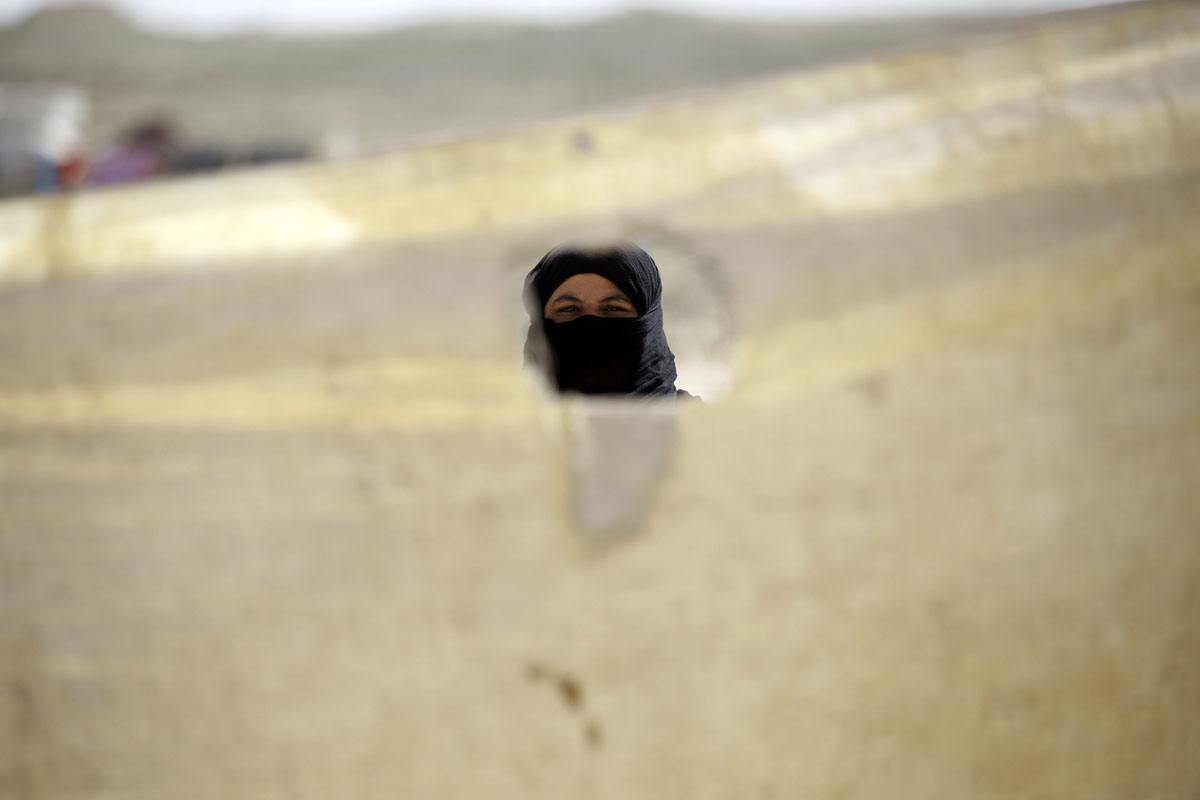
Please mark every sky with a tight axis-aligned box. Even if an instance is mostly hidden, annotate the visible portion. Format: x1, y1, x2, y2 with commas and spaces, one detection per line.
0, 0, 1128, 35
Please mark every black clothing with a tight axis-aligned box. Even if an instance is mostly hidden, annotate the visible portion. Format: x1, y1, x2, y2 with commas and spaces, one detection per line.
524, 245, 681, 396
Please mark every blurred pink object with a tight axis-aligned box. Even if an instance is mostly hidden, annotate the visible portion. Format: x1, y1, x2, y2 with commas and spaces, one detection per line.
88, 144, 160, 186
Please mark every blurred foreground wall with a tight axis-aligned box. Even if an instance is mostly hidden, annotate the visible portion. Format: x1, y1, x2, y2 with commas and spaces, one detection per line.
1, 1, 1198, 798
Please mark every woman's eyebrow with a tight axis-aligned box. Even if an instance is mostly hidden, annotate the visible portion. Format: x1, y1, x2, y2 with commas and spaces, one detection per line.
600, 295, 632, 304
551, 294, 583, 304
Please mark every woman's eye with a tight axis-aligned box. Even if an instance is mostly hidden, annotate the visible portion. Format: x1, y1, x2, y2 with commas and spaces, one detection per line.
557, 306, 579, 313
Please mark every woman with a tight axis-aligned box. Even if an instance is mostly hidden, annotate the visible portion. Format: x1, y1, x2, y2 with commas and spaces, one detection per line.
523, 243, 692, 398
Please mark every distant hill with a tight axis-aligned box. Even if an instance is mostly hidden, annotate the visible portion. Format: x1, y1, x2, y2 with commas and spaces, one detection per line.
0, 2, 1031, 154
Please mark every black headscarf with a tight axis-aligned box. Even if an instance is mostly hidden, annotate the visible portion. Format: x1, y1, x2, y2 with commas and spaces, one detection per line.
524, 244, 680, 396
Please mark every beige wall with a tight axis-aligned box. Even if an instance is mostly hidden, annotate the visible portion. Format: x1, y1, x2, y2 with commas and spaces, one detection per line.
1, 2, 1198, 797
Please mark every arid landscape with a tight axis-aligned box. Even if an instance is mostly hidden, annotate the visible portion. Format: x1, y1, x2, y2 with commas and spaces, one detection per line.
0, 3, 1028, 152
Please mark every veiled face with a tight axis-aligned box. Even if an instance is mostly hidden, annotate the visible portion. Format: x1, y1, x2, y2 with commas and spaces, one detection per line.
543, 273, 637, 323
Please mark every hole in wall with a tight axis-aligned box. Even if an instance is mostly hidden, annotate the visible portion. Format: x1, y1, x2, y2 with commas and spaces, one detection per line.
506, 222, 736, 401
504, 223, 735, 539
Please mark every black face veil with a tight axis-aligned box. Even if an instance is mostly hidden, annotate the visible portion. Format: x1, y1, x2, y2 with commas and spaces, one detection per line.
523, 244, 680, 396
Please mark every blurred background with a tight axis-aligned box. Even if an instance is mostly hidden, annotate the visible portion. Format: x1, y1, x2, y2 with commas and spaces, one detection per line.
0, 0, 1124, 196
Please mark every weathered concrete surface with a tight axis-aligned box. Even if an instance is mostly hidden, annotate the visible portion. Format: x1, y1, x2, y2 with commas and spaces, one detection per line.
1, 2, 1199, 798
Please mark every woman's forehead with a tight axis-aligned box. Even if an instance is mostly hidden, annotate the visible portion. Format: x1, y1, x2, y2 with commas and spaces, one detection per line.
547, 272, 631, 301
528, 245, 657, 316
